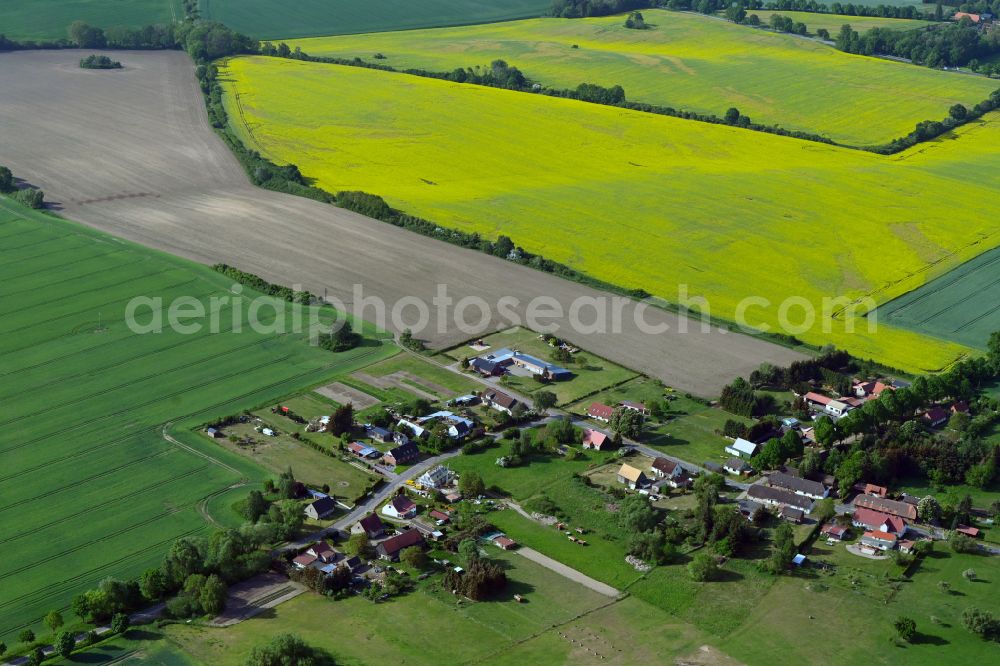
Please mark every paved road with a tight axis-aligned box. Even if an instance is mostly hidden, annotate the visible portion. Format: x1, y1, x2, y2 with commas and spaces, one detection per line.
0, 49, 805, 398
515, 547, 621, 598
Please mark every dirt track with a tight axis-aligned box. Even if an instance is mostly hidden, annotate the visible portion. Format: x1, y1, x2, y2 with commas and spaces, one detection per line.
0, 50, 804, 395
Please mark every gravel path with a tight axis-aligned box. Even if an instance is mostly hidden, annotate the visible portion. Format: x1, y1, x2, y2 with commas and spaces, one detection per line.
515, 547, 621, 598
0, 50, 805, 396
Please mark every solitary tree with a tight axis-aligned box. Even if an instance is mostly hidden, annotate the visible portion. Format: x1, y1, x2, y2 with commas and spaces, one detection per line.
533, 390, 557, 412
18, 629, 35, 645
459, 471, 485, 498
44, 610, 64, 633
688, 553, 719, 582
894, 616, 917, 642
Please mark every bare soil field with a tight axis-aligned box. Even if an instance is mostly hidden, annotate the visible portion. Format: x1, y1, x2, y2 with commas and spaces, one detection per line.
0, 50, 803, 395
313, 381, 380, 409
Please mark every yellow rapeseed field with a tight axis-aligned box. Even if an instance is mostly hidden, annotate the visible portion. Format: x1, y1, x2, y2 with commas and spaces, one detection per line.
220, 56, 1000, 371
284, 11, 997, 146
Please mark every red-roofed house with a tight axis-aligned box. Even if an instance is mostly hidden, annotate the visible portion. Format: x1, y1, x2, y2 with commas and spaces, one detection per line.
804, 392, 832, 408
863, 483, 888, 498
376, 529, 426, 560
953, 11, 981, 22
821, 524, 848, 541
951, 401, 970, 414
292, 553, 318, 569
306, 541, 337, 563
494, 536, 518, 550
587, 402, 614, 422
581, 428, 611, 450
956, 525, 981, 538
861, 530, 898, 551
852, 508, 907, 535
429, 509, 451, 523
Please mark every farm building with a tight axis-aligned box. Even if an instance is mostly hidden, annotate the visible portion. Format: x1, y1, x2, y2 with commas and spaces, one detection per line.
746, 484, 814, 512
765, 472, 829, 500
854, 495, 918, 521
348, 441, 379, 459
725, 438, 758, 459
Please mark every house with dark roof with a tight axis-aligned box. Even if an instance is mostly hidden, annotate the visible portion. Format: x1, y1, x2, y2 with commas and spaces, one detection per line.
854, 495, 918, 521
746, 484, 814, 512
304, 496, 337, 521
470, 357, 505, 377
292, 553, 318, 569
620, 400, 648, 415
779, 506, 804, 523
353, 512, 385, 539
724, 458, 751, 475
483, 389, 519, 415
922, 407, 950, 428
382, 494, 418, 520
376, 529, 426, 560
650, 457, 689, 488
365, 425, 394, 443
766, 472, 829, 500
383, 441, 420, 467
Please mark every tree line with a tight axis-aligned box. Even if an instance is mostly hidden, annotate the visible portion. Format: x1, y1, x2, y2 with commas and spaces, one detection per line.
835, 20, 1000, 71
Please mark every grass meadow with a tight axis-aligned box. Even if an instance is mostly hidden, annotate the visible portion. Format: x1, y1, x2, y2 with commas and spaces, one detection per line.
200, 0, 549, 40
0, 0, 183, 40
0, 198, 395, 645
220, 56, 1000, 372
284, 11, 995, 145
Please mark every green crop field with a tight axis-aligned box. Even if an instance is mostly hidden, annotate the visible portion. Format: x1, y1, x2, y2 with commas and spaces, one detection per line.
285, 11, 995, 145
0, 0, 182, 40
219, 55, 1000, 372
0, 198, 395, 645
877, 245, 1000, 349
200, 0, 550, 40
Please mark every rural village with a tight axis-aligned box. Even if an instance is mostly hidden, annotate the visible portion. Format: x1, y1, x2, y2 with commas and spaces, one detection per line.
3, 0, 1000, 665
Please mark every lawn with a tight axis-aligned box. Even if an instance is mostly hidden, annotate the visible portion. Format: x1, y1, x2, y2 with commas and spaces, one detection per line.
199, 0, 550, 40
219, 55, 1000, 373
0, 198, 394, 645
0, 0, 182, 40
283, 10, 994, 145
877, 244, 1000, 350
721, 547, 1000, 665
444, 327, 638, 405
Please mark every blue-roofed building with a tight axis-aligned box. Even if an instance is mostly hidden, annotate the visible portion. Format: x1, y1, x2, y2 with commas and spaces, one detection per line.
511, 352, 572, 380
